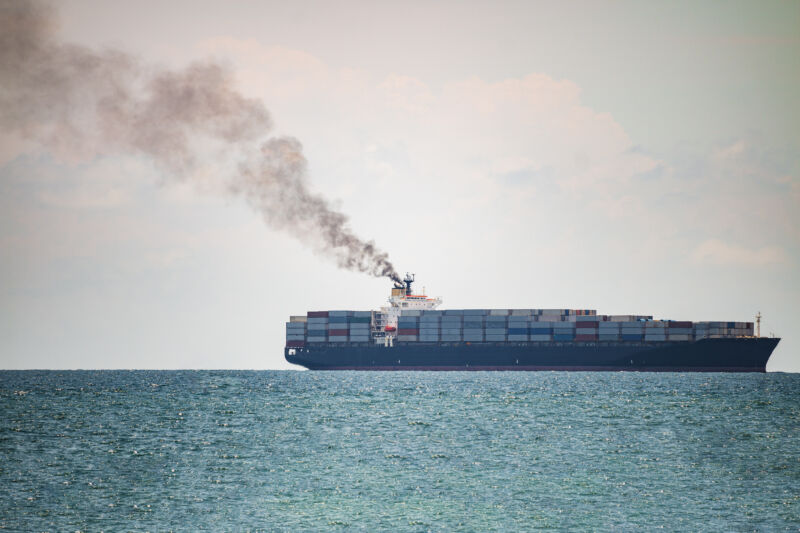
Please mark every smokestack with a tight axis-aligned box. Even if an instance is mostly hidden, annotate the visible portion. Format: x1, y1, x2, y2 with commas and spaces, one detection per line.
0, 0, 401, 283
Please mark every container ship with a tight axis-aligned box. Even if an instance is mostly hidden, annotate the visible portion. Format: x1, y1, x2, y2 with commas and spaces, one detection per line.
284, 275, 779, 372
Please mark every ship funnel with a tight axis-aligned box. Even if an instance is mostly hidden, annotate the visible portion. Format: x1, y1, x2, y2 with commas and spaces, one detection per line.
404, 273, 415, 296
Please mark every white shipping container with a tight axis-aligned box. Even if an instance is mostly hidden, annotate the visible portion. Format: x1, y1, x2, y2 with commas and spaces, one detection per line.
289, 316, 308, 323
397, 335, 418, 342
489, 309, 510, 316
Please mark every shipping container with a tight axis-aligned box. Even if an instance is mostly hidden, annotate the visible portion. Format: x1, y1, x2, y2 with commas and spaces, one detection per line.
286, 340, 305, 347
441, 334, 462, 341
530, 334, 552, 341
507, 328, 528, 335
328, 335, 348, 342
489, 309, 510, 316
538, 315, 564, 322
485, 334, 506, 341
397, 328, 419, 335
485, 328, 507, 335
307, 336, 327, 343
421, 310, 444, 316
530, 328, 551, 335
553, 334, 575, 341
401, 310, 422, 317
668, 334, 691, 341
598, 334, 620, 341
621, 334, 643, 341
289, 316, 308, 323
327, 329, 348, 336
397, 335, 418, 342
507, 334, 529, 341
328, 316, 350, 324
307, 317, 329, 324
307, 311, 329, 318
441, 328, 462, 335
463, 328, 483, 336
575, 334, 598, 341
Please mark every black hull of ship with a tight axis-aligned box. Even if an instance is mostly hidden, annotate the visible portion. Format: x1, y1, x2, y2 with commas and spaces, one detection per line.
285, 337, 779, 372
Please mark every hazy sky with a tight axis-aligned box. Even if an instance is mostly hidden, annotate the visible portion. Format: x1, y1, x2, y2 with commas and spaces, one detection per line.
1, 0, 798, 370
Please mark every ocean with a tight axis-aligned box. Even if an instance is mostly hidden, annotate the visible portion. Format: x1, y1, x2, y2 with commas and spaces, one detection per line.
1, 370, 798, 531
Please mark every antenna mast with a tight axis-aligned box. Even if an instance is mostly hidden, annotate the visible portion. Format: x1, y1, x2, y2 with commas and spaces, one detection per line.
756, 311, 761, 338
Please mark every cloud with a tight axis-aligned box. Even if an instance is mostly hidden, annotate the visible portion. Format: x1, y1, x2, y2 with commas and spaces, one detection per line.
690, 239, 789, 266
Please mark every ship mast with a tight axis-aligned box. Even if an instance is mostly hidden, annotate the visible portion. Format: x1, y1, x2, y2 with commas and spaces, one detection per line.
756, 311, 761, 338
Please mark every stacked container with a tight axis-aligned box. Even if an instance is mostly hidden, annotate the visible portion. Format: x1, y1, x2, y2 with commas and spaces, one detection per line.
441, 312, 463, 342
621, 321, 644, 341
644, 321, 667, 342
397, 313, 419, 342
463, 312, 484, 342
419, 312, 441, 341
285, 319, 306, 347
349, 311, 372, 343
598, 321, 621, 341
306, 311, 329, 343
287, 308, 755, 347
507, 314, 530, 342
485, 314, 508, 341
575, 316, 599, 341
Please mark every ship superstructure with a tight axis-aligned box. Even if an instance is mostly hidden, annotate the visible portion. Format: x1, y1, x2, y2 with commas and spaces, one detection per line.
284, 277, 779, 372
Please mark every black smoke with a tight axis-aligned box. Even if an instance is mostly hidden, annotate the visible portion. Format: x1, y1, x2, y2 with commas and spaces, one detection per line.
0, 0, 400, 283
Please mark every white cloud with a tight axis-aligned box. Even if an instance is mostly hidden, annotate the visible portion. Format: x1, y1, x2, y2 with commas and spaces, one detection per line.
690, 239, 789, 266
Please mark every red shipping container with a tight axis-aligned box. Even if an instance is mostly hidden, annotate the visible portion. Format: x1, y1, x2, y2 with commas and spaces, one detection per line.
328, 329, 348, 336
669, 321, 693, 328
307, 311, 329, 318
575, 334, 598, 341
397, 328, 419, 335
576, 321, 599, 328
286, 340, 305, 347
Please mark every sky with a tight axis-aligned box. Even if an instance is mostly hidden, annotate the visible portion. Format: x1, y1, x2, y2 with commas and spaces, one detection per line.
1, 0, 798, 371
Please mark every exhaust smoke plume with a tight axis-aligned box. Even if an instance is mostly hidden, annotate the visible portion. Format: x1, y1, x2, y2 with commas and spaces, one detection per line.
0, 0, 401, 284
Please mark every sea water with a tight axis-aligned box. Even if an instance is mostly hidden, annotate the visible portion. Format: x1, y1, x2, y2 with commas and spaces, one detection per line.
1, 370, 798, 531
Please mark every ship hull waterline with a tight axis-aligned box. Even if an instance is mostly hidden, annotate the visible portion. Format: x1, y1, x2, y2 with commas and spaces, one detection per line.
285, 337, 779, 372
